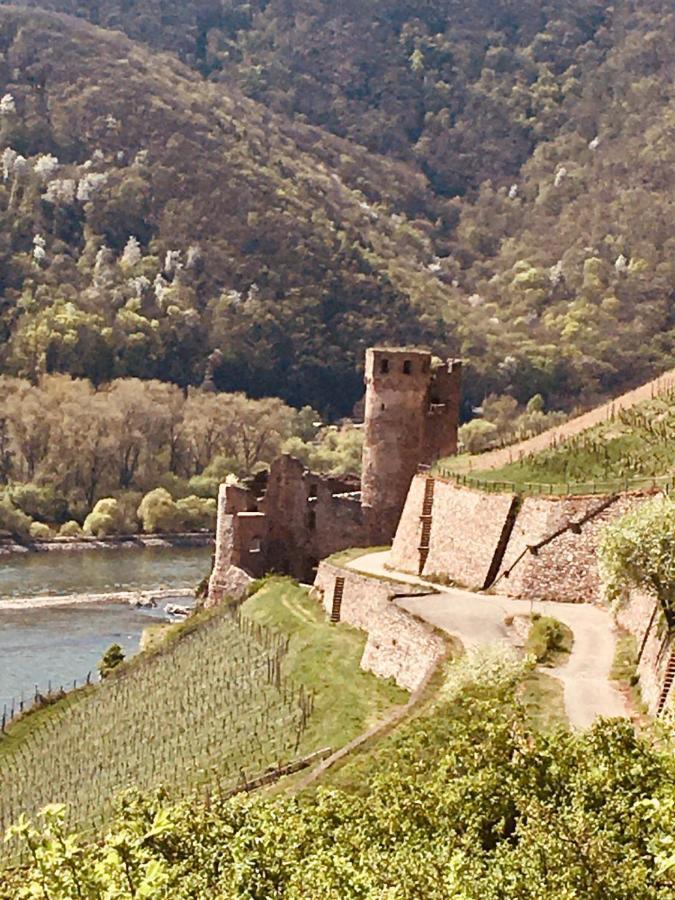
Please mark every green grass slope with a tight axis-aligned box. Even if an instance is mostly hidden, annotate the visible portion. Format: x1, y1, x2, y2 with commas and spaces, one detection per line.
472, 390, 675, 491
0, 579, 405, 846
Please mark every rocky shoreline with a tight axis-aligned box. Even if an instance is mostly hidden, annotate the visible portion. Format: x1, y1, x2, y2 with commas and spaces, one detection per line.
0, 587, 195, 611
0, 532, 214, 557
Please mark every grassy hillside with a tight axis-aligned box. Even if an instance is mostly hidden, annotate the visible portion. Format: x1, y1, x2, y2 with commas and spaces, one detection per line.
3, 649, 673, 898
471, 390, 675, 491
0, 579, 406, 846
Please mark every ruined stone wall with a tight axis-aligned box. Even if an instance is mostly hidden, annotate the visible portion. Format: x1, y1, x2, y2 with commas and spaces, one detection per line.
313, 561, 445, 691
424, 360, 461, 460
263, 455, 366, 581
497, 493, 648, 604
390, 476, 515, 590
208, 484, 266, 602
616, 590, 674, 715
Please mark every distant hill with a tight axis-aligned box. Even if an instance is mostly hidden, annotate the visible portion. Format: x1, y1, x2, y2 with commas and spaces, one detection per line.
0, 7, 452, 413
0, 2, 672, 414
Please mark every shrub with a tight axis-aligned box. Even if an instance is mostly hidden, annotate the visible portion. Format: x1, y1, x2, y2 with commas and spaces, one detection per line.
459, 419, 498, 453
29, 521, 52, 540
83, 498, 127, 537
526, 616, 572, 664
98, 643, 125, 679
59, 520, 83, 537
176, 495, 217, 531
137, 488, 183, 533
0, 496, 33, 539
599, 495, 675, 616
8, 484, 68, 525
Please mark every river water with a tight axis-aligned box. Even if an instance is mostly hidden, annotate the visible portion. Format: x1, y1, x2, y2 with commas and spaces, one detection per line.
0, 546, 212, 714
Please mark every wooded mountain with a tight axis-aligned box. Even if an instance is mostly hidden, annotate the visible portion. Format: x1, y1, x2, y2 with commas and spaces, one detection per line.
0, 1, 672, 414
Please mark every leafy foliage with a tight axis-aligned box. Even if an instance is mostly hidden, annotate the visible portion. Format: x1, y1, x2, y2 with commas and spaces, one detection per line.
0, 3, 671, 414
3, 649, 675, 898
599, 495, 675, 622
0, 375, 313, 526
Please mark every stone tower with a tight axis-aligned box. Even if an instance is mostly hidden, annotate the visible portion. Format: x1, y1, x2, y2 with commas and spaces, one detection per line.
361, 347, 461, 542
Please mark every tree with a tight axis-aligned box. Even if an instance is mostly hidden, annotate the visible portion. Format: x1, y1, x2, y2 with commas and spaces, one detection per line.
599, 496, 675, 622
137, 488, 183, 533
83, 498, 127, 537
98, 643, 125, 679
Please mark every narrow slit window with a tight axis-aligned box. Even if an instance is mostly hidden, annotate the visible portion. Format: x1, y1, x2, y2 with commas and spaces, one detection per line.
380, 358, 389, 374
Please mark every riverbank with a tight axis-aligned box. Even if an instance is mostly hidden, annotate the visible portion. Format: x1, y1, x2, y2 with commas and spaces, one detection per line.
0, 532, 214, 557
0, 587, 195, 611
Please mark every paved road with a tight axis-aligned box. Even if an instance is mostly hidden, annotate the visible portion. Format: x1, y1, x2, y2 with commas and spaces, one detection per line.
347, 551, 628, 728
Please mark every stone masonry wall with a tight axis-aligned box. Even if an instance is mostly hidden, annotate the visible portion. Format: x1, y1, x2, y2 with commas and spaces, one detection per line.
313, 561, 445, 691
390, 476, 515, 590
498, 493, 649, 603
616, 589, 674, 715
391, 475, 658, 605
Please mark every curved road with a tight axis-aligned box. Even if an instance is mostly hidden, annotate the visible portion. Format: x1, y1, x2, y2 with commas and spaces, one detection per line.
347, 551, 628, 729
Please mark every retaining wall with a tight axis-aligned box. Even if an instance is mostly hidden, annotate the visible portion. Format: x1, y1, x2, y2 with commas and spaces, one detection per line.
616, 590, 674, 715
390, 477, 515, 589
391, 474, 657, 605
312, 561, 445, 691
496, 493, 647, 603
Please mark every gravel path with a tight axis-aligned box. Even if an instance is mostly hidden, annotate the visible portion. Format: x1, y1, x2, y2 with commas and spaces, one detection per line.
347, 551, 628, 728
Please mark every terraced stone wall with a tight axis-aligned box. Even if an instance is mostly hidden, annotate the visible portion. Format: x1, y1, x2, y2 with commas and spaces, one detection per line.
312, 561, 445, 691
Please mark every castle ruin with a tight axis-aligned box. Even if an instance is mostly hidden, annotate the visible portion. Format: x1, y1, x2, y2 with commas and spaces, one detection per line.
208, 347, 461, 601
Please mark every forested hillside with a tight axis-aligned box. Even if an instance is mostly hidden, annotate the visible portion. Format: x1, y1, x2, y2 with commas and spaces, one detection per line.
0, 1, 672, 414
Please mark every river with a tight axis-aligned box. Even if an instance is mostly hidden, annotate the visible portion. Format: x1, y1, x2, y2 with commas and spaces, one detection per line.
0, 546, 212, 715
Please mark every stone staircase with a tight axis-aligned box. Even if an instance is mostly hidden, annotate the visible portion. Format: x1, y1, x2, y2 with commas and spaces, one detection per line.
418, 477, 435, 575
330, 576, 345, 623
657, 650, 675, 716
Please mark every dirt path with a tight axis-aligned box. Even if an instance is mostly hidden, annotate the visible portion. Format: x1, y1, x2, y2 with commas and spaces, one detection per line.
455, 367, 675, 472
347, 551, 628, 728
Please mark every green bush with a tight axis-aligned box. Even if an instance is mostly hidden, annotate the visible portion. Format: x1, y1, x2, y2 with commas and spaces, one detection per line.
59, 520, 83, 538
459, 419, 499, 453
83, 498, 127, 537
526, 616, 573, 664
599, 495, 675, 616
176, 495, 217, 531
7, 484, 68, 525
0, 496, 33, 539
98, 644, 125, 679
29, 521, 52, 540
137, 488, 184, 533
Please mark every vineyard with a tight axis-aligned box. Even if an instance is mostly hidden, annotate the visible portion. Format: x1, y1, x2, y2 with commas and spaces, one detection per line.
468, 391, 675, 492
0, 578, 405, 861
0, 601, 311, 847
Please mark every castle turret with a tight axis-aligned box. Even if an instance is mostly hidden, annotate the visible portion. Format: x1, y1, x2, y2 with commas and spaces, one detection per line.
361, 347, 461, 542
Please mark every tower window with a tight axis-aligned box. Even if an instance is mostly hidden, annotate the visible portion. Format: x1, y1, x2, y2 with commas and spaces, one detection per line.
380, 358, 389, 373
403, 360, 412, 375
308, 483, 318, 499
307, 510, 316, 530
